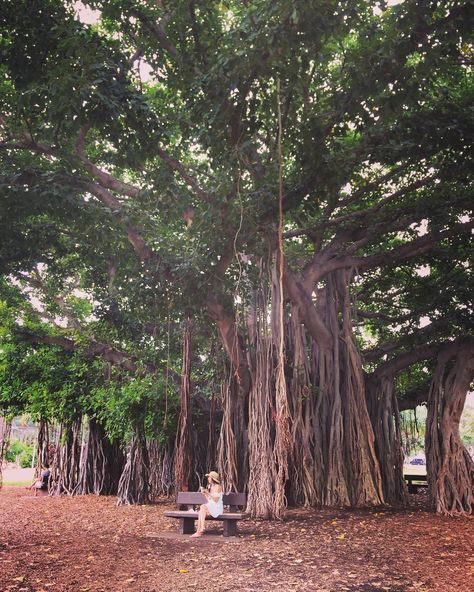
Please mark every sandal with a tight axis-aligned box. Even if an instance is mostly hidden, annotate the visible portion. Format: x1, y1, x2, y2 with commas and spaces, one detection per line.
190, 531, 204, 538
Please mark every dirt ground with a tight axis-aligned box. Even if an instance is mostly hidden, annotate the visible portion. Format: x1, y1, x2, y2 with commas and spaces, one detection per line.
0, 487, 472, 592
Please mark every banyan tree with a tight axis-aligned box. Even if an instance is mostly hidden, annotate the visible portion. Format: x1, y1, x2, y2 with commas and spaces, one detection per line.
0, 0, 473, 516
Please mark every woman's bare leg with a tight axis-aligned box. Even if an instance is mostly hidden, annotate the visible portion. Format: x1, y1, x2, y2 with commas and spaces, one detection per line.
198, 504, 208, 532
191, 504, 208, 536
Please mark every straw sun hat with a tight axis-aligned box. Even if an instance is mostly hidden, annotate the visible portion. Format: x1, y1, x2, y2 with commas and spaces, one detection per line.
205, 471, 220, 483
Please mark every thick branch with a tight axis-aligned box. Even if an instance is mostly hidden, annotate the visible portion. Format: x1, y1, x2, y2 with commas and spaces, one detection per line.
283, 265, 333, 350
285, 173, 435, 239
357, 220, 474, 272
363, 318, 451, 363
372, 337, 474, 380
373, 343, 441, 379
75, 126, 140, 198
355, 308, 416, 324
15, 329, 148, 374
310, 220, 474, 284
398, 381, 432, 411
206, 298, 251, 398
130, 8, 179, 60
83, 182, 157, 263
156, 147, 213, 204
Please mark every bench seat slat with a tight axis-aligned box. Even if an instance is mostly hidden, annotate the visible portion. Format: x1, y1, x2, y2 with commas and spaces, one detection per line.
404, 474, 428, 494
164, 511, 249, 520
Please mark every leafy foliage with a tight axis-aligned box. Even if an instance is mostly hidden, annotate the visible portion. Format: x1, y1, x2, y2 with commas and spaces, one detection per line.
0, 0, 472, 446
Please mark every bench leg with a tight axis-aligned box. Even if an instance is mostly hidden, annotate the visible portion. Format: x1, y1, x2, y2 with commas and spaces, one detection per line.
223, 520, 237, 537
407, 483, 417, 494
179, 517, 195, 535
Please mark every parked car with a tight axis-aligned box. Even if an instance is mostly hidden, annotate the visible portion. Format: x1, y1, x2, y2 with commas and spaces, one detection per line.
409, 458, 426, 465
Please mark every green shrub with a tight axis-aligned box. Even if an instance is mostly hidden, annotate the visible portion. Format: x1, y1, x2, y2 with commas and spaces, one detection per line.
5, 440, 24, 462
4, 439, 34, 467
19, 449, 33, 468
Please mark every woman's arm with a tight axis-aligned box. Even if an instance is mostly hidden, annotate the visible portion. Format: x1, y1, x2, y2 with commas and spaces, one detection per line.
209, 485, 222, 502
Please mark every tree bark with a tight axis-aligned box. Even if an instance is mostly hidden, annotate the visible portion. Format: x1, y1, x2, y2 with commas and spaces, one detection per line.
425, 340, 474, 516
286, 306, 321, 506
149, 440, 174, 499
49, 419, 83, 496
210, 300, 250, 492
35, 419, 50, 478
366, 375, 408, 506
0, 417, 12, 490
117, 416, 150, 505
294, 269, 384, 507
271, 255, 292, 519
76, 419, 124, 495
246, 287, 277, 518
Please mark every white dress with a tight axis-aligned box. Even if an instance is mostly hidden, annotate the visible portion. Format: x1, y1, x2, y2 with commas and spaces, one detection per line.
206, 491, 224, 518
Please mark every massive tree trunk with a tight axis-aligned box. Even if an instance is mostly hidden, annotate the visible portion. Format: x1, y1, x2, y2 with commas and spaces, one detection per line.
149, 440, 174, 499
245, 256, 295, 519
217, 376, 245, 492
366, 375, 408, 506
271, 256, 292, 519
320, 271, 384, 506
173, 319, 194, 492
209, 299, 250, 492
49, 419, 83, 495
76, 419, 124, 495
246, 283, 277, 518
426, 340, 474, 516
366, 340, 456, 506
0, 417, 12, 490
286, 307, 321, 506
286, 267, 384, 507
117, 416, 150, 505
35, 418, 50, 478
245, 261, 292, 518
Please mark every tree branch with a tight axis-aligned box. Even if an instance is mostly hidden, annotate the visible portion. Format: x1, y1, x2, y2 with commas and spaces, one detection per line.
15, 329, 152, 374
373, 343, 441, 379
75, 125, 141, 198
283, 264, 333, 350
354, 308, 416, 324
357, 220, 474, 272
372, 336, 474, 380
284, 173, 436, 239
82, 181, 157, 263
130, 8, 179, 60
363, 318, 452, 363
155, 147, 213, 204
19, 268, 83, 331
398, 381, 432, 411
309, 220, 474, 284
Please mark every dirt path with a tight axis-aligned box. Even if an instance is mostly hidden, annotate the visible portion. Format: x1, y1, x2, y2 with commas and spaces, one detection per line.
0, 487, 472, 592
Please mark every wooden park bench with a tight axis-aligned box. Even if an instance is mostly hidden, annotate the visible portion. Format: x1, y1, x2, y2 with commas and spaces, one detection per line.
404, 473, 428, 494
164, 492, 249, 537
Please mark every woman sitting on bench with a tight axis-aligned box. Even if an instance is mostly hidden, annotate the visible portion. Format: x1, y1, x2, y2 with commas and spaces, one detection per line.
191, 471, 223, 537
27, 464, 50, 496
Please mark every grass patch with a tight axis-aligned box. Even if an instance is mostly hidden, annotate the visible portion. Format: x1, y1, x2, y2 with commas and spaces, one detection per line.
2, 481, 31, 487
